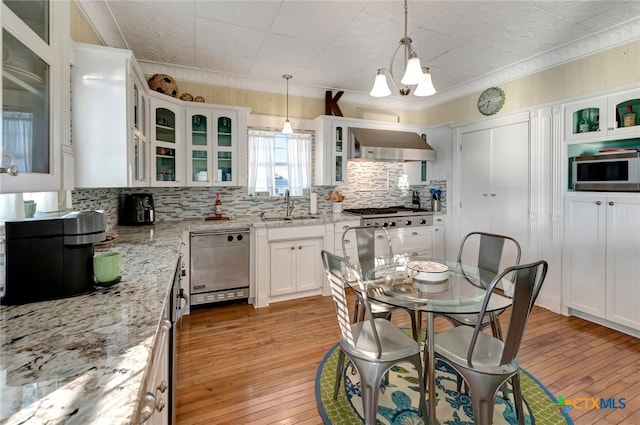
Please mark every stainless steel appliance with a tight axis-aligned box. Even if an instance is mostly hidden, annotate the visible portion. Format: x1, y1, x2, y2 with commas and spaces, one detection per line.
572, 150, 640, 191
2, 211, 106, 305
343, 207, 434, 228
190, 229, 250, 306
121, 193, 155, 225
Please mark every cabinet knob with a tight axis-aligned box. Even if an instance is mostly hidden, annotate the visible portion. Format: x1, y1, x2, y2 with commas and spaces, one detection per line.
161, 319, 172, 331
490, 193, 496, 197
139, 393, 156, 423
609, 201, 614, 206
483, 193, 488, 197
376, 235, 384, 239
291, 246, 295, 250
157, 381, 168, 393
595, 201, 602, 205
156, 397, 166, 412
344, 239, 351, 245
412, 232, 418, 236
435, 228, 439, 231
298, 246, 302, 249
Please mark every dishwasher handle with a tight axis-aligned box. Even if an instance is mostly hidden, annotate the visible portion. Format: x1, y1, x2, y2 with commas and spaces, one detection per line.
191, 228, 250, 237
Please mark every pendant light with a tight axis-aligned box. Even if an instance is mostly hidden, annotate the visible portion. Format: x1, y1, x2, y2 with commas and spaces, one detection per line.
369, 0, 436, 97
281, 74, 293, 134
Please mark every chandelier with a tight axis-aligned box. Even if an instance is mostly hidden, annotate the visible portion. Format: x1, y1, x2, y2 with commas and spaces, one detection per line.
369, 0, 436, 98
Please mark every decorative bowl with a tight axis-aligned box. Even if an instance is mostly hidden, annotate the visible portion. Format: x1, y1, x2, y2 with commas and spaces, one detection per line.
406, 261, 449, 293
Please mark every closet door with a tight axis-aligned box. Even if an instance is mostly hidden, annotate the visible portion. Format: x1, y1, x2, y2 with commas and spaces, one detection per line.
460, 129, 492, 235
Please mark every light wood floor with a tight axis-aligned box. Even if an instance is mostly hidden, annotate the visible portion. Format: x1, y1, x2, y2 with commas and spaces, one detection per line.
176, 295, 640, 425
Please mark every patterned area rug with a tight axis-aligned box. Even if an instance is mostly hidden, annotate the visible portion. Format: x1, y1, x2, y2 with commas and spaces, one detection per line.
316, 343, 573, 425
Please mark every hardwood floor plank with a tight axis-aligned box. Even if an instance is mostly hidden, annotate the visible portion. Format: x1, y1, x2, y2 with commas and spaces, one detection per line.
176, 297, 640, 425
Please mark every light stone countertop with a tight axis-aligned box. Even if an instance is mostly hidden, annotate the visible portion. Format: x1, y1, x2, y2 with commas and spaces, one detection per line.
0, 213, 358, 425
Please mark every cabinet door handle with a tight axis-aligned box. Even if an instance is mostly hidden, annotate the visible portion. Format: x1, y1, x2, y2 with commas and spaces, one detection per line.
342, 225, 350, 230
483, 193, 488, 197
344, 239, 351, 244
156, 397, 166, 412
291, 246, 295, 250
435, 228, 439, 231
595, 201, 601, 205
376, 235, 384, 239
608, 201, 614, 206
298, 246, 302, 249
157, 381, 168, 393
412, 232, 418, 236
490, 193, 496, 197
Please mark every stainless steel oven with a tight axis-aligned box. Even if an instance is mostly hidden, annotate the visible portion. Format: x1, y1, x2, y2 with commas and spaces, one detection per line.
190, 229, 250, 306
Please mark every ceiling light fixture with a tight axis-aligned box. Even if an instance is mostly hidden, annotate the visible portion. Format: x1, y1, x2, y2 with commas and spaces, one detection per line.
281, 74, 293, 134
369, 0, 436, 98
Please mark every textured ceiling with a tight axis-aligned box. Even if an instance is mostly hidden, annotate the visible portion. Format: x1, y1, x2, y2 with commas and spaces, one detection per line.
79, 1, 640, 108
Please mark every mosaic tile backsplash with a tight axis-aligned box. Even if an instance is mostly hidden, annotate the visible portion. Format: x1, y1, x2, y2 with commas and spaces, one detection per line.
72, 162, 446, 231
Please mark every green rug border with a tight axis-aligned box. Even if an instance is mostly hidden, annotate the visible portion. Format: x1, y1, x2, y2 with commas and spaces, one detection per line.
315, 342, 574, 425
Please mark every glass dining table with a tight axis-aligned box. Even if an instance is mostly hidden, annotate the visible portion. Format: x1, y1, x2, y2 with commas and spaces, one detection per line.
349, 256, 513, 425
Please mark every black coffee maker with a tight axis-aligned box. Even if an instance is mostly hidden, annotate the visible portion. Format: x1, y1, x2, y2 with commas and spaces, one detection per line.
121, 193, 155, 225
2, 211, 106, 305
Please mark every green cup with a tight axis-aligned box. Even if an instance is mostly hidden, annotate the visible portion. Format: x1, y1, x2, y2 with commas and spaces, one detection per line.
24, 201, 36, 218
93, 252, 122, 283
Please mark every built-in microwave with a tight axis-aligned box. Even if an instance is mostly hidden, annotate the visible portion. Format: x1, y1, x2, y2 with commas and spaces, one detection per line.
572, 151, 640, 191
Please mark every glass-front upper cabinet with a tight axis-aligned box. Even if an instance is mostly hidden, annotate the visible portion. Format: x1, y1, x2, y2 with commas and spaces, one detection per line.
131, 69, 149, 187
150, 96, 183, 186
564, 88, 640, 142
186, 108, 211, 186
1, 1, 69, 193
214, 112, 237, 186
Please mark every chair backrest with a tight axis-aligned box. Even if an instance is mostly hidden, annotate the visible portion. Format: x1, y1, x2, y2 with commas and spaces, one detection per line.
320, 249, 383, 358
342, 225, 393, 275
457, 231, 522, 289
466, 260, 548, 368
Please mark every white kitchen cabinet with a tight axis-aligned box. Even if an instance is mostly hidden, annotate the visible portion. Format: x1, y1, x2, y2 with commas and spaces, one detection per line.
404, 125, 453, 185
314, 116, 350, 185
185, 105, 250, 187
73, 43, 150, 188
254, 224, 328, 307
563, 194, 640, 330
139, 311, 170, 424
459, 120, 529, 250
150, 96, 184, 186
564, 88, 640, 142
432, 215, 446, 260
1, 1, 70, 193
269, 238, 323, 296
389, 227, 434, 258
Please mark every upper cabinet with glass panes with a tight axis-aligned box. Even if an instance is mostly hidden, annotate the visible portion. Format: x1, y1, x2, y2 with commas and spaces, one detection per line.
1, 0, 70, 193
564, 88, 640, 143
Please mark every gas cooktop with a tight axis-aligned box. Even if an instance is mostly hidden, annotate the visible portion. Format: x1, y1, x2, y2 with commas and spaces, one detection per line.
342, 206, 433, 228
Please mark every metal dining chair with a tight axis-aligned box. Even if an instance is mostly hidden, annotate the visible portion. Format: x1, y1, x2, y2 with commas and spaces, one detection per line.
341, 225, 421, 341
321, 249, 426, 425
426, 260, 548, 425
442, 231, 522, 340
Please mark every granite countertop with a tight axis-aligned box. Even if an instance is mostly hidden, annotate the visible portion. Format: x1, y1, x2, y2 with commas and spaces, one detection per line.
0, 213, 358, 424
0, 222, 185, 425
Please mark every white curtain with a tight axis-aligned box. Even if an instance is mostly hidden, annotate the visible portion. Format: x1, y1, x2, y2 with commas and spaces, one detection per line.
248, 130, 275, 196
287, 134, 311, 196
2, 111, 33, 172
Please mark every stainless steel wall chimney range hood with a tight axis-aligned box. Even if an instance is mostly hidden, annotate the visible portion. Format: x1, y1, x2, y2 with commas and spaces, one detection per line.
349, 127, 435, 162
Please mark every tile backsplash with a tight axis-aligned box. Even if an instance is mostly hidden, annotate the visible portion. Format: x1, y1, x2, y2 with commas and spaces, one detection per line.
72, 162, 446, 231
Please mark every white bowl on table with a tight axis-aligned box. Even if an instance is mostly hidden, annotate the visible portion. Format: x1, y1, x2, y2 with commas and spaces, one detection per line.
406, 261, 449, 293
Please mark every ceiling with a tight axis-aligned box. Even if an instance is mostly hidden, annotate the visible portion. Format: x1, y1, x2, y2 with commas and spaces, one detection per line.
78, 1, 640, 109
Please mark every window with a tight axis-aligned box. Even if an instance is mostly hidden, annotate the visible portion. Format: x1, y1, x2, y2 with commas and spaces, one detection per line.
248, 130, 311, 196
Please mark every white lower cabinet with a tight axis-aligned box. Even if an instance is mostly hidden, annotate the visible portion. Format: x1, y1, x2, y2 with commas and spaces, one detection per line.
254, 224, 329, 307
139, 310, 170, 424
563, 194, 640, 330
270, 238, 323, 296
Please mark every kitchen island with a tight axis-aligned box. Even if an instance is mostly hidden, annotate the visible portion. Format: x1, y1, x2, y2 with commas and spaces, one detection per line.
0, 213, 356, 424
0, 222, 185, 425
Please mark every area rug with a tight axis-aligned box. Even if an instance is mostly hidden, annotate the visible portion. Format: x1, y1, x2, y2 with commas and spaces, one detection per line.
316, 343, 573, 425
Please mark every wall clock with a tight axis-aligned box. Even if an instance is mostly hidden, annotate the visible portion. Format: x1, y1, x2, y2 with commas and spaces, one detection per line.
478, 87, 505, 116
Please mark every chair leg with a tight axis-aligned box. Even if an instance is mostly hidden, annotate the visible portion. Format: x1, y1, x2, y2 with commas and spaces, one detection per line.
511, 373, 525, 425
409, 311, 421, 342
454, 367, 507, 425
333, 348, 346, 400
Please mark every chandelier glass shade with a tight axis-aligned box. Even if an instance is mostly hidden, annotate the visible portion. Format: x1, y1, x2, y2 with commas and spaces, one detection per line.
281, 74, 293, 134
369, 0, 436, 98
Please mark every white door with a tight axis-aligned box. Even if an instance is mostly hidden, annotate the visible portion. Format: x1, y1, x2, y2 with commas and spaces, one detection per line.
489, 121, 530, 243
563, 195, 606, 318
460, 129, 492, 235
605, 197, 640, 329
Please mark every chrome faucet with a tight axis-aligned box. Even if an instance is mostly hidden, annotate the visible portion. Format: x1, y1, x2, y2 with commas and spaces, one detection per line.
284, 189, 295, 217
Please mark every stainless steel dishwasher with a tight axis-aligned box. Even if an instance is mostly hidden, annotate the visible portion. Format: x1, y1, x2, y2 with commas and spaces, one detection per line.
190, 229, 250, 306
